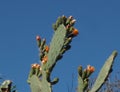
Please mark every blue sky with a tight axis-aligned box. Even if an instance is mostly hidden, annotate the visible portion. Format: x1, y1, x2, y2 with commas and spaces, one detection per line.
0, 0, 120, 92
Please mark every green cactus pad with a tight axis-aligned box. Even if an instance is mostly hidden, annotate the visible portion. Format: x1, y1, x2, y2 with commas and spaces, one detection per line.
78, 75, 84, 92
44, 24, 67, 71
89, 50, 118, 92
29, 75, 42, 92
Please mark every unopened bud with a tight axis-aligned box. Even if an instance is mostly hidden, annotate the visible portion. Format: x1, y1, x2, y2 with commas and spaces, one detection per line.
40, 38, 46, 50
36, 35, 41, 41
51, 78, 59, 85
78, 66, 82, 77
71, 28, 79, 36
82, 69, 87, 80
36, 35, 41, 47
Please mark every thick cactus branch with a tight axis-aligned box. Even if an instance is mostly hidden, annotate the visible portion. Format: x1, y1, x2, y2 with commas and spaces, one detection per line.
27, 15, 79, 92
89, 50, 118, 92
44, 24, 67, 71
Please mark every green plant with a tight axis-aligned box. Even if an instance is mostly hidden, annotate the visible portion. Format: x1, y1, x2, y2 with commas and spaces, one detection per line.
27, 15, 79, 92
27, 15, 118, 92
0, 80, 17, 92
77, 50, 117, 92
0, 15, 118, 92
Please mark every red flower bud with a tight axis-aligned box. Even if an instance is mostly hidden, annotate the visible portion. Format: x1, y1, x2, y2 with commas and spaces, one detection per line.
36, 35, 41, 41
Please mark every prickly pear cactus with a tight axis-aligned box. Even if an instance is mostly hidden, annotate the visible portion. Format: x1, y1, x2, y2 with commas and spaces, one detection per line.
89, 50, 118, 92
77, 50, 118, 92
27, 15, 79, 92
27, 15, 118, 92
0, 15, 118, 92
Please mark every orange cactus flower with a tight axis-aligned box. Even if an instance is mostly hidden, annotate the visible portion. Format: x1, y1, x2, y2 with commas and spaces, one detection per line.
45, 45, 49, 52
36, 64, 40, 68
32, 63, 40, 69
42, 56, 48, 64
72, 28, 79, 36
87, 65, 95, 73
36, 35, 41, 41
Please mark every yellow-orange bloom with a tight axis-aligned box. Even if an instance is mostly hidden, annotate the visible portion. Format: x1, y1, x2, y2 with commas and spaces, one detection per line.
72, 28, 79, 36
45, 46, 49, 52
31, 63, 40, 69
42, 56, 48, 64
87, 65, 95, 73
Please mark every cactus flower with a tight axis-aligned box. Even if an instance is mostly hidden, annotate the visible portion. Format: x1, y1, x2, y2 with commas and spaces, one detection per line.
42, 56, 48, 64
32, 63, 40, 69
78, 66, 82, 77
87, 65, 95, 73
45, 45, 49, 52
72, 28, 79, 36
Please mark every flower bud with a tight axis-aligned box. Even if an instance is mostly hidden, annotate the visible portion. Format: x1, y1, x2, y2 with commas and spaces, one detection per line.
70, 19, 76, 26
87, 65, 95, 73
66, 16, 73, 25
45, 45, 49, 52
36, 35, 41, 47
51, 78, 59, 85
61, 15, 67, 25
52, 24, 57, 31
72, 28, 79, 36
36, 35, 41, 41
78, 66, 82, 77
42, 56, 48, 64
82, 69, 87, 80
31, 63, 40, 69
